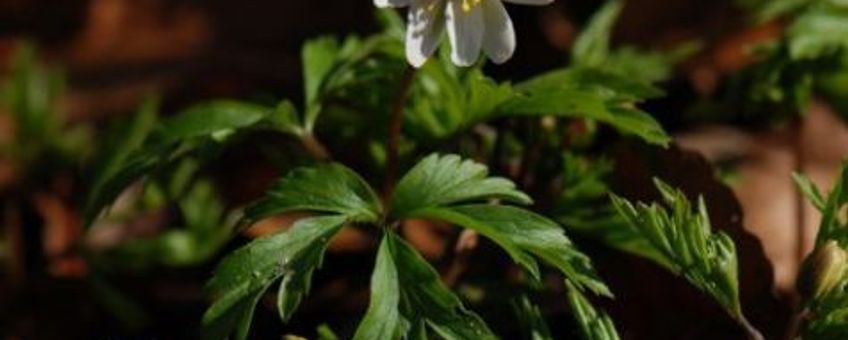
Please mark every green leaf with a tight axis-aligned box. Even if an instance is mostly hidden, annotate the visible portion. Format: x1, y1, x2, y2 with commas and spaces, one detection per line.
572, 0, 624, 67
796, 163, 848, 339
504, 68, 669, 146
602, 42, 701, 85
386, 231, 497, 340
501, 87, 669, 146
554, 154, 671, 268
246, 163, 382, 223
747, 0, 812, 22
85, 100, 277, 224
353, 235, 407, 340
410, 204, 611, 296
390, 154, 531, 218
203, 215, 347, 340
267, 99, 303, 135
787, 5, 848, 61
0, 42, 62, 146
813, 164, 848, 246
512, 296, 554, 340
610, 179, 750, 325
465, 69, 515, 123
566, 281, 621, 340
149, 100, 270, 146
793, 172, 826, 212
302, 37, 340, 130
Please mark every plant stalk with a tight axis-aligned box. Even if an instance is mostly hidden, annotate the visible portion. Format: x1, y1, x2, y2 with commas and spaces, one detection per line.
383, 65, 416, 199
300, 133, 331, 160
738, 314, 765, 340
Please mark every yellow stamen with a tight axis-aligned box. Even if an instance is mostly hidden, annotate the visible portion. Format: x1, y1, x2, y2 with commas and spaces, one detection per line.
461, 0, 482, 13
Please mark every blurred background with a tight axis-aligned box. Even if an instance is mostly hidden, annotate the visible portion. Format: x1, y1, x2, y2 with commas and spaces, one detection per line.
0, 0, 845, 339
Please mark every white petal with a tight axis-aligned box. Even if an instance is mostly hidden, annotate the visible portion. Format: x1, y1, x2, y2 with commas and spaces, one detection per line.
481, 0, 515, 64
445, 0, 484, 67
374, 0, 413, 8
502, 0, 554, 5
406, 0, 446, 67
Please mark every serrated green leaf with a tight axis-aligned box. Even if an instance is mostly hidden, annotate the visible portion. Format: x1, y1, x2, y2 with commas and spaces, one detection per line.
512, 296, 554, 340
566, 281, 621, 340
610, 179, 750, 326
203, 215, 346, 340
465, 69, 515, 122
385, 232, 497, 340
514, 68, 663, 100
353, 235, 407, 340
410, 204, 611, 296
246, 163, 382, 223
503, 68, 669, 146
500, 87, 669, 146
554, 154, 672, 269
390, 154, 531, 218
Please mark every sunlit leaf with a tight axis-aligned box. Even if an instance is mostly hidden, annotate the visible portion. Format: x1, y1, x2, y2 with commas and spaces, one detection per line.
610, 179, 750, 326
390, 154, 531, 218
246, 163, 382, 223
410, 204, 611, 296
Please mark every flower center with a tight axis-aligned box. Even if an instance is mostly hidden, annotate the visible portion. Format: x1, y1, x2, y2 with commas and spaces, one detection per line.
461, 0, 483, 13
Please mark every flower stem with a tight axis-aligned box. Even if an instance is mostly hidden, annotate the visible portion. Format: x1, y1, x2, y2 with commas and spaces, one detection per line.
738, 314, 765, 340
300, 133, 331, 160
383, 65, 416, 199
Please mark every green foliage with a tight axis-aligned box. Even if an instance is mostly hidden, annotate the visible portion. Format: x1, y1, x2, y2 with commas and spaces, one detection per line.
504, 68, 670, 146
84, 99, 291, 225
567, 281, 621, 340
411, 205, 610, 296
203, 154, 609, 339
795, 165, 848, 246
512, 296, 554, 340
85, 30, 400, 225
785, 1, 848, 61
554, 154, 667, 266
93, 167, 237, 268
390, 153, 531, 217
602, 43, 701, 85
246, 163, 382, 223
572, 0, 698, 86
203, 215, 347, 339
572, 0, 625, 68
794, 164, 848, 339
0, 42, 93, 169
610, 179, 748, 324
793, 172, 827, 211
0, 42, 63, 153
719, 0, 848, 123
354, 232, 496, 340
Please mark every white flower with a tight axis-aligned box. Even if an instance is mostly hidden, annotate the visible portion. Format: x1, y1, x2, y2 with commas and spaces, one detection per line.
375, 0, 554, 67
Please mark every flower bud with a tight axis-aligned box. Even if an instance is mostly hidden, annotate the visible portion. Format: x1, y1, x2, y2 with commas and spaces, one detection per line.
797, 241, 848, 301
